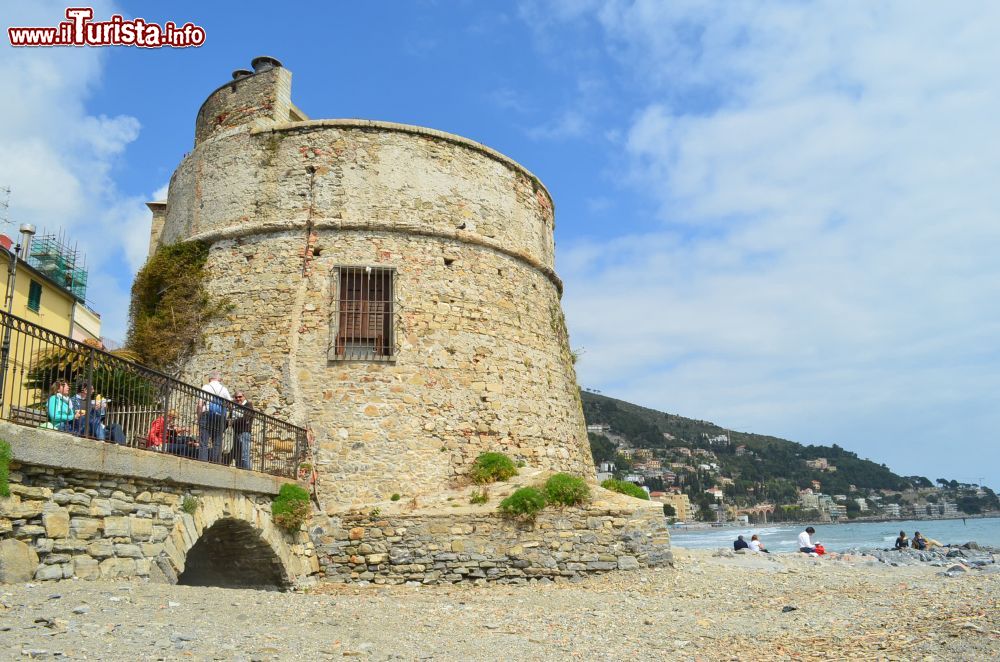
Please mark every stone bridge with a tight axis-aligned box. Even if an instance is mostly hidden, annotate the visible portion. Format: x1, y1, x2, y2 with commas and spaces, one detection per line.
0, 422, 318, 588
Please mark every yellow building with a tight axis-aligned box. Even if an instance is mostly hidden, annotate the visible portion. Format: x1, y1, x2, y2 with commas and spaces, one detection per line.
652, 493, 691, 521
0, 236, 100, 340
0, 232, 101, 415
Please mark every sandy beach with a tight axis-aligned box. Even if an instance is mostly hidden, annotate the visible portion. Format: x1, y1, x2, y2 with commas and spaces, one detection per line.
1, 547, 996, 660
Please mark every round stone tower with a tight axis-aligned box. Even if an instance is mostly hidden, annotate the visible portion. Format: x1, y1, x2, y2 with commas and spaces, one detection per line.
154, 58, 593, 507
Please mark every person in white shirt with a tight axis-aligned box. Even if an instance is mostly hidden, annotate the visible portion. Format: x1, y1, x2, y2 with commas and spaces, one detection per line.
798, 526, 817, 553
198, 370, 232, 463
749, 534, 769, 553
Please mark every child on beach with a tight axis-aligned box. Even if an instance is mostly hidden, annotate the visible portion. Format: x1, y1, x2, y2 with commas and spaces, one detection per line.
894, 531, 909, 549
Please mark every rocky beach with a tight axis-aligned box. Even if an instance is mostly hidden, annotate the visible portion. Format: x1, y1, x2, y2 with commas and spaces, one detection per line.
1, 546, 996, 660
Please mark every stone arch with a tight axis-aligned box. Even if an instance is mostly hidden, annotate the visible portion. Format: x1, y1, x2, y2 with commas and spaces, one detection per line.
163, 492, 309, 590
178, 518, 291, 589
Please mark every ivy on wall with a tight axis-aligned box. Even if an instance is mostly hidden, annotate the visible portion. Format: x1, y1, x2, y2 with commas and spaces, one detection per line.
127, 240, 229, 375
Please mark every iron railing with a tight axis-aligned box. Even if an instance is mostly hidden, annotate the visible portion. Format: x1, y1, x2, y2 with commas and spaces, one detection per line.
0, 309, 307, 478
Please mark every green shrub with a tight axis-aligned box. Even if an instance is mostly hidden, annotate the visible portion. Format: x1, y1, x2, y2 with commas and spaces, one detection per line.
272, 483, 312, 533
469, 489, 489, 505
470, 452, 518, 484
390, 493, 401, 501
180, 496, 200, 514
0, 439, 11, 498
544, 473, 590, 506
601, 479, 649, 500
498, 487, 547, 520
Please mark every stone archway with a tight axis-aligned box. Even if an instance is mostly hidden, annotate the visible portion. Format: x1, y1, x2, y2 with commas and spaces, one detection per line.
178, 518, 292, 589
161, 492, 315, 589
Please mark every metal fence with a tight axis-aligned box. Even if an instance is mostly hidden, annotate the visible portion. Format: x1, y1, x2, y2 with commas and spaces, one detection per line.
0, 309, 307, 478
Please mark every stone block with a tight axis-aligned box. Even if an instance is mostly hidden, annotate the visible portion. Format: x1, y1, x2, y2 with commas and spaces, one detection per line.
617, 556, 640, 570
349, 527, 365, 540
34, 563, 64, 581
74, 555, 100, 580
129, 517, 153, 541
114, 544, 143, 558
104, 516, 129, 537
99, 557, 136, 579
70, 518, 101, 539
42, 508, 70, 539
52, 539, 86, 553
86, 540, 114, 558
0, 538, 40, 583
89, 499, 113, 517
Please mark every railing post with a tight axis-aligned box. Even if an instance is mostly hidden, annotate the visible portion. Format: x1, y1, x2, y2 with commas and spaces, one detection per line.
84, 344, 95, 438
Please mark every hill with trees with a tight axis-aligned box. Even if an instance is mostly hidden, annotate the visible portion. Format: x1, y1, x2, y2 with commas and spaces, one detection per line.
581, 391, 998, 519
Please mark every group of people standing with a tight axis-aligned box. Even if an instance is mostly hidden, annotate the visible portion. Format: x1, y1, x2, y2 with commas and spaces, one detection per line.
146, 371, 256, 470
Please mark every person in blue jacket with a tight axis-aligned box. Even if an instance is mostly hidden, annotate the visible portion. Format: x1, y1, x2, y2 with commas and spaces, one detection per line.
733, 535, 750, 551
46, 380, 79, 431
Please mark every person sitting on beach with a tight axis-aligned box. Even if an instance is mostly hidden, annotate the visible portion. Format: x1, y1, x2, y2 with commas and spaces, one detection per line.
912, 532, 928, 550
798, 526, 817, 553
749, 534, 769, 553
894, 531, 909, 550
734, 535, 750, 551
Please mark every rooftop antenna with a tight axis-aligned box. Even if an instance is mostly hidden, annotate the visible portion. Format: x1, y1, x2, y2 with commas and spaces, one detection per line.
0, 186, 10, 227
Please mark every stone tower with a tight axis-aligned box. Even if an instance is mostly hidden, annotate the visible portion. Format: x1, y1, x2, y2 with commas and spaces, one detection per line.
153, 58, 593, 508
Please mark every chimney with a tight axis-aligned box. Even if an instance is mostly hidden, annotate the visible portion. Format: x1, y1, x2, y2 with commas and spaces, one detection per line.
250, 56, 282, 74
232, 69, 253, 80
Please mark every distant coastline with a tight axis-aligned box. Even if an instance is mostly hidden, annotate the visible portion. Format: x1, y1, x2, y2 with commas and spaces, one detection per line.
673, 511, 1000, 530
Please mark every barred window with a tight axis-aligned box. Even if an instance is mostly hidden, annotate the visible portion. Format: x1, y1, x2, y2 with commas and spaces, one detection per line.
329, 266, 396, 361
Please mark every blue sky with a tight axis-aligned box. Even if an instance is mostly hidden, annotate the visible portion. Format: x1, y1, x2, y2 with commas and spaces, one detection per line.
2, 1, 998, 490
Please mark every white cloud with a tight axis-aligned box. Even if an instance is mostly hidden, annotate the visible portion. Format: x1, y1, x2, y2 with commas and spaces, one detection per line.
548, 2, 1000, 486
0, 0, 153, 342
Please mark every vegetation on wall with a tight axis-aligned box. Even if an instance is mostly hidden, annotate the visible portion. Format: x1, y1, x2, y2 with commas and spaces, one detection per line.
271, 483, 311, 533
470, 452, 518, 484
601, 478, 650, 500
498, 487, 547, 521
127, 240, 228, 374
544, 473, 590, 506
0, 439, 11, 497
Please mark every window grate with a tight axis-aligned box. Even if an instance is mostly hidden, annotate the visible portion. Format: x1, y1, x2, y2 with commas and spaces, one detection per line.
329, 266, 397, 362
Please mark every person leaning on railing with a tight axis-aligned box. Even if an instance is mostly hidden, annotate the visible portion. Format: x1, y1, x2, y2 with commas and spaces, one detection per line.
45, 379, 82, 432
197, 371, 232, 463
228, 391, 254, 470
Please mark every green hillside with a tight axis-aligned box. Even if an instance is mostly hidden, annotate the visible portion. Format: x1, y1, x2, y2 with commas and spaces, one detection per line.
581, 390, 916, 504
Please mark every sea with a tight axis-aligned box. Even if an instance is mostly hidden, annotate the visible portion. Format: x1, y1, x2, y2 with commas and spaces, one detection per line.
669, 517, 1000, 553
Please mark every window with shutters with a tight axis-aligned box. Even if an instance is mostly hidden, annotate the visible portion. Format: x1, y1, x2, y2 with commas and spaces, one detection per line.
27, 280, 42, 313
328, 266, 397, 361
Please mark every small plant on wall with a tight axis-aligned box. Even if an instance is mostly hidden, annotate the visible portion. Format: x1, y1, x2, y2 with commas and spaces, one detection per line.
271, 483, 311, 533
544, 473, 590, 507
470, 452, 518, 484
498, 487, 547, 522
181, 495, 200, 514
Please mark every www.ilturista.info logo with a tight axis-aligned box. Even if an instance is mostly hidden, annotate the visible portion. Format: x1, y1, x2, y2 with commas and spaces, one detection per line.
7, 7, 205, 48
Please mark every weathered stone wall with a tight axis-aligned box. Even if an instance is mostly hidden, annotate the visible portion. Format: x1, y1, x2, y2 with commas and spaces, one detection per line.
311, 498, 672, 585
157, 62, 593, 509
0, 424, 317, 585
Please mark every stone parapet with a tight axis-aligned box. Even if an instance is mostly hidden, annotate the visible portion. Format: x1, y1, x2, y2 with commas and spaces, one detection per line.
0, 425, 318, 585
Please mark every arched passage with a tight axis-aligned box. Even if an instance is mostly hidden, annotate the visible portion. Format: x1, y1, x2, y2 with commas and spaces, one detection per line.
177, 518, 292, 590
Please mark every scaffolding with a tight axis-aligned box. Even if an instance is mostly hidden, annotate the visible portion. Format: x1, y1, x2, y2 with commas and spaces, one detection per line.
26, 231, 88, 301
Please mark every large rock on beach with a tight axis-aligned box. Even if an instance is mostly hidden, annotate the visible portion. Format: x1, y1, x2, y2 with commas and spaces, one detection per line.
0, 538, 40, 583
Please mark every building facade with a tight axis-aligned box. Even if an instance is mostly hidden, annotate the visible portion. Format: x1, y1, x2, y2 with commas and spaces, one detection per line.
151, 58, 593, 508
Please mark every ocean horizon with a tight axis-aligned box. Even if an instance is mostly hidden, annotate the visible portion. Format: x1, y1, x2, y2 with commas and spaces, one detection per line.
669, 516, 1000, 552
